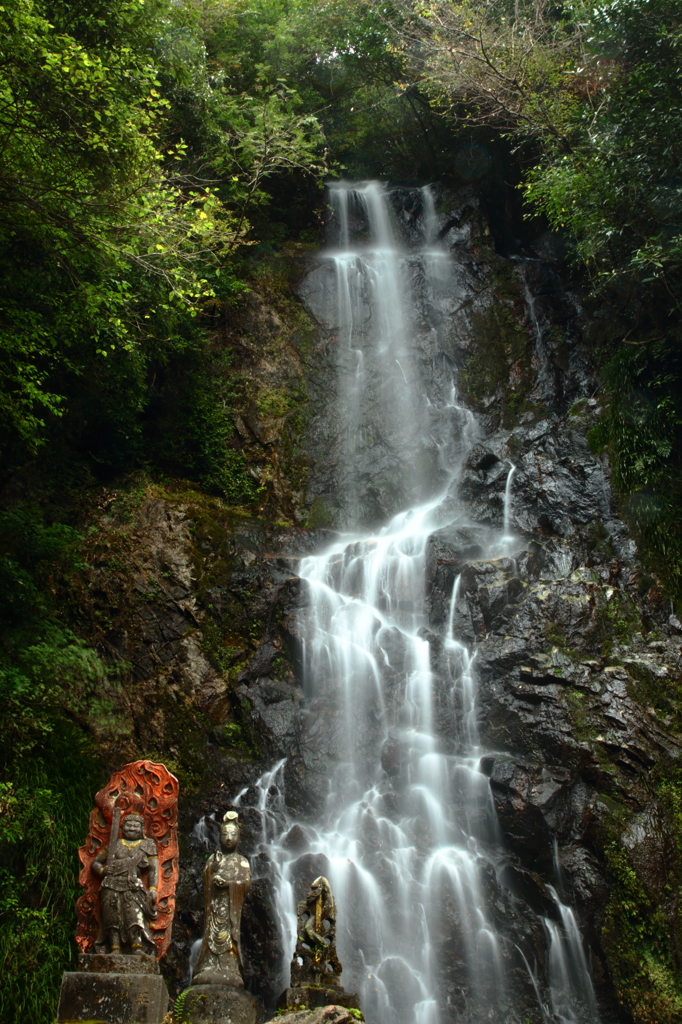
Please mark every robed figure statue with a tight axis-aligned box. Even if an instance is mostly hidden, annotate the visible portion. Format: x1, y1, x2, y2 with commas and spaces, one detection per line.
192, 810, 251, 987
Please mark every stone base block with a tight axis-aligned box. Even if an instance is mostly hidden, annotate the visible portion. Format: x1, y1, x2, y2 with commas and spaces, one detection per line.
277, 987, 361, 1012
57, 970, 169, 1023
79, 953, 159, 976
183, 984, 258, 1024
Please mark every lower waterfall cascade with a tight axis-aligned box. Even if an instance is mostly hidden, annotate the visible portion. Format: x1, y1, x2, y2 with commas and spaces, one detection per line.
193, 182, 603, 1024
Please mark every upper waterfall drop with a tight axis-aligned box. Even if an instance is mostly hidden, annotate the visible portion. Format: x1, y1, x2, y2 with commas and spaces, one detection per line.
301, 181, 473, 531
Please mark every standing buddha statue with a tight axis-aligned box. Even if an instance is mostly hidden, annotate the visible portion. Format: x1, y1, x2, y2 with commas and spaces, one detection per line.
192, 810, 251, 987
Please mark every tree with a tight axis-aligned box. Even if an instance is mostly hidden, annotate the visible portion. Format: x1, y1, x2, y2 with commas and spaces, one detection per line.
375, 0, 588, 143
0, 0, 325, 465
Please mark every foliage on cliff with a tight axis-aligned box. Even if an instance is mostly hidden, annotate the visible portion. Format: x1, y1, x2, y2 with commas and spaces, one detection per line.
523, 0, 682, 599
0, 509, 107, 1022
0, 0, 325, 478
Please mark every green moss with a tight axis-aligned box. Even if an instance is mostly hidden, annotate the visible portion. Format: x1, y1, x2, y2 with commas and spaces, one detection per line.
594, 588, 642, 652
280, 404, 311, 500
459, 287, 542, 428
590, 338, 682, 601
583, 712, 682, 1024
587, 419, 609, 455
460, 304, 524, 397
601, 825, 682, 1023
570, 397, 588, 418
585, 520, 614, 558
199, 616, 247, 676
306, 496, 334, 529
548, 324, 570, 371
271, 653, 291, 680
624, 661, 682, 731
542, 624, 585, 661
256, 388, 298, 419
491, 260, 523, 300
564, 688, 593, 739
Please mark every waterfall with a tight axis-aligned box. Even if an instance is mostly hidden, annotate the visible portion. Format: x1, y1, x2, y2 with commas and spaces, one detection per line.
204, 182, 600, 1024
545, 889, 599, 1024
421, 185, 439, 247
503, 461, 516, 538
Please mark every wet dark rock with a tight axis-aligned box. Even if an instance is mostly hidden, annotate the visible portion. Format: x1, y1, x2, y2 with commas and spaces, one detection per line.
376, 958, 422, 1024
280, 824, 311, 852
242, 877, 283, 1006
620, 805, 673, 903
489, 760, 558, 869
380, 735, 408, 779
287, 853, 331, 904
459, 444, 508, 502
235, 678, 302, 760
496, 864, 557, 919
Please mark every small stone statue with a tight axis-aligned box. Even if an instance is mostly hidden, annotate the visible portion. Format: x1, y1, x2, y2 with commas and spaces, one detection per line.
192, 811, 252, 987
291, 876, 342, 988
92, 812, 158, 956
277, 874, 359, 1014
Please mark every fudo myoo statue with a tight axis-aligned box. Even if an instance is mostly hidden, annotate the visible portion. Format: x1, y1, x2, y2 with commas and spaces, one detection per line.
92, 812, 159, 956
58, 761, 179, 1024
192, 811, 251, 987
75, 760, 179, 961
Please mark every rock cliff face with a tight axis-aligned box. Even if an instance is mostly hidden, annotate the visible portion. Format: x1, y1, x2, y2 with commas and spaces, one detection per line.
69, 185, 682, 1023
286, 187, 682, 1020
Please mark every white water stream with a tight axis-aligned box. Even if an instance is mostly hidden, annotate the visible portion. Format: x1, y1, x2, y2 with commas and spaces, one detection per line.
199, 183, 600, 1024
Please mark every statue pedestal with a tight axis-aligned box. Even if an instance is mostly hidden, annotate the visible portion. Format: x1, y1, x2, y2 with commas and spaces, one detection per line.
277, 986, 361, 1012
184, 985, 258, 1024
57, 953, 169, 1024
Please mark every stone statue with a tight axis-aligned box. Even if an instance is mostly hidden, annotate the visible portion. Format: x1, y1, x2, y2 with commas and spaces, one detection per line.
59, 761, 179, 1024
277, 874, 359, 1014
76, 759, 179, 961
192, 811, 252, 987
291, 876, 342, 988
92, 812, 159, 956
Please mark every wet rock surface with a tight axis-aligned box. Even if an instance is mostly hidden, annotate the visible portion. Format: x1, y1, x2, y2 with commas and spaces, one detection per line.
266, 1008, 360, 1024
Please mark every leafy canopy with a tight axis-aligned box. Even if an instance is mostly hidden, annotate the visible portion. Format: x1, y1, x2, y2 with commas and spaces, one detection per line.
0, 0, 325, 457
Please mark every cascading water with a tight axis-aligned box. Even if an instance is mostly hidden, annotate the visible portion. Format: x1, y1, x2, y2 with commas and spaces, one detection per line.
199, 183, 601, 1024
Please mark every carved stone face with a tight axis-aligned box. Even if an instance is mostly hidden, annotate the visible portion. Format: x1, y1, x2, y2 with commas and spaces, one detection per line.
220, 822, 239, 852
122, 816, 144, 841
